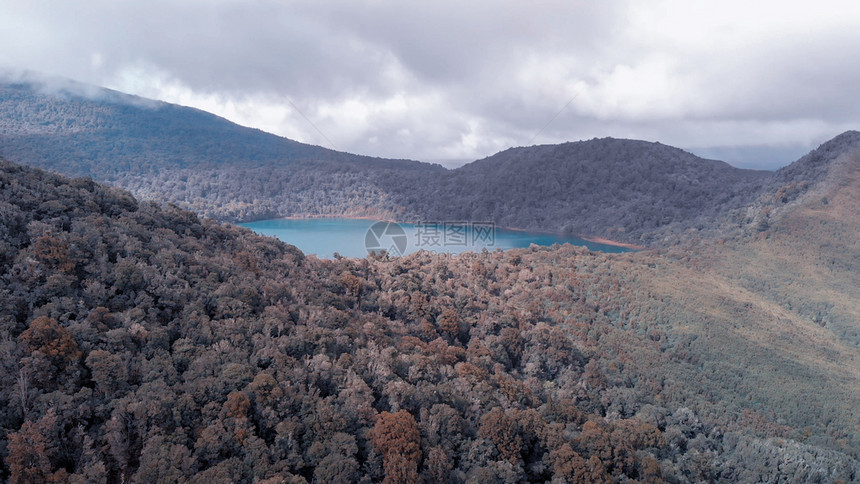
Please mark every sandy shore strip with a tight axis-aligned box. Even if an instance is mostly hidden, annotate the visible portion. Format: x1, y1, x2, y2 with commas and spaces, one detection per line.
276, 214, 397, 222
580, 235, 648, 250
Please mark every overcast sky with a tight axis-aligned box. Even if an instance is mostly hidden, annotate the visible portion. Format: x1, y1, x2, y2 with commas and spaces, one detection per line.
2, 1, 859, 169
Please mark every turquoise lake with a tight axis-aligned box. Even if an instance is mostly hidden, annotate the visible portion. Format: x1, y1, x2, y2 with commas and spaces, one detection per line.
239, 218, 631, 258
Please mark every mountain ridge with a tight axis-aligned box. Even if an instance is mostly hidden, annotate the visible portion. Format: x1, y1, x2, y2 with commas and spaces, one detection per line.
1, 76, 857, 247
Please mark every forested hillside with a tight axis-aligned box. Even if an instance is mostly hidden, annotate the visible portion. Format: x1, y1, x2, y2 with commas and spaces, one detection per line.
383, 139, 771, 244
0, 80, 443, 222
4, 78, 849, 246
1, 154, 858, 482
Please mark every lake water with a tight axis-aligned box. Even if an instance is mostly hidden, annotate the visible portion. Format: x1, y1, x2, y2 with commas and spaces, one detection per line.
239, 218, 632, 258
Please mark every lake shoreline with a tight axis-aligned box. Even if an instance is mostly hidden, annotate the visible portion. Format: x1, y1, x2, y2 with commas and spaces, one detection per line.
256, 214, 648, 251
260, 214, 644, 251
270, 215, 648, 250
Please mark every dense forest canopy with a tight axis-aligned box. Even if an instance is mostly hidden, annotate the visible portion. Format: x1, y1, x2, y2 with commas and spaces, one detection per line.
1, 148, 858, 482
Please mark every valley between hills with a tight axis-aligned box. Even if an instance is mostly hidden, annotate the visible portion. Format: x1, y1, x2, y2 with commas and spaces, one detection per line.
0, 79, 858, 482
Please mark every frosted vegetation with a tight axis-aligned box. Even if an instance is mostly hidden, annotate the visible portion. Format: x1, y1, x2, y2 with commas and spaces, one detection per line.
1, 159, 858, 482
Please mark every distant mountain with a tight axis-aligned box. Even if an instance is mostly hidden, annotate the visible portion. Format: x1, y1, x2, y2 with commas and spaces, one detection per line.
0, 78, 444, 221
722, 130, 860, 237
385, 139, 771, 244
1, 76, 858, 246
772, 130, 860, 188
0, 77, 429, 172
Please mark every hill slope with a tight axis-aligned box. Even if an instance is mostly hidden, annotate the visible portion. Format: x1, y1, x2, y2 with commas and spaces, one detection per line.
1, 147, 859, 481
0, 78, 444, 221
386, 138, 770, 244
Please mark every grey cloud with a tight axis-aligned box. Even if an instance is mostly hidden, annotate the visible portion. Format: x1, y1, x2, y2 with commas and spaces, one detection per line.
689, 145, 813, 170
1, 1, 859, 168
314, 1, 622, 83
